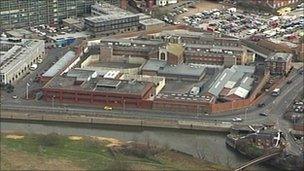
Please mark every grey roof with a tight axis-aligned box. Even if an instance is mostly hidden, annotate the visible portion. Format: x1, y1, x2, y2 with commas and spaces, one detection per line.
45, 76, 151, 95
185, 44, 243, 51
239, 76, 254, 91
266, 53, 293, 62
96, 79, 121, 88
142, 59, 206, 78
208, 68, 235, 97
85, 13, 138, 23
43, 51, 76, 77
139, 18, 165, 26
241, 40, 273, 57
159, 64, 205, 77
142, 59, 167, 71
208, 65, 255, 97
100, 38, 164, 46
67, 68, 96, 81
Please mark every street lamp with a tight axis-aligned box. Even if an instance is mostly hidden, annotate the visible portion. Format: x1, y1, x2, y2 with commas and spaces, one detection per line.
26, 82, 30, 99
244, 107, 248, 121
123, 99, 126, 114
52, 95, 55, 111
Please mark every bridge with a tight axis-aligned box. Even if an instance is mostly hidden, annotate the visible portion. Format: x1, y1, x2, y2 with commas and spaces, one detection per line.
234, 149, 282, 171
242, 40, 272, 59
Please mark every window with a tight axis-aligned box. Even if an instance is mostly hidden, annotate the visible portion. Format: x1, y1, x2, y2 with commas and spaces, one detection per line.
160, 52, 166, 60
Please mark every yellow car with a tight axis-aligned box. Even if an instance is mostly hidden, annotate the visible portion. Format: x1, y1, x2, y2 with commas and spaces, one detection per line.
104, 106, 112, 110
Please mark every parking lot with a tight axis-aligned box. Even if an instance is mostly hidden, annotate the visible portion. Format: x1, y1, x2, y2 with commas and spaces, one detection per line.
178, 4, 303, 42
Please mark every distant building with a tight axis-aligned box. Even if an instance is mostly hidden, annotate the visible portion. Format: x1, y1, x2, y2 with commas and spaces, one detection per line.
0, 0, 94, 29
265, 53, 293, 75
156, 0, 178, 6
98, 38, 166, 59
249, 0, 300, 9
84, 14, 139, 36
0, 38, 45, 84
85, 3, 140, 36
152, 30, 247, 66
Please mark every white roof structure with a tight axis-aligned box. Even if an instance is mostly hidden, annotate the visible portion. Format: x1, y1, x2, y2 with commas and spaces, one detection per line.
208, 65, 255, 98
227, 87, 250, 98
43, 51, 76, 77
103, 70, 120, 79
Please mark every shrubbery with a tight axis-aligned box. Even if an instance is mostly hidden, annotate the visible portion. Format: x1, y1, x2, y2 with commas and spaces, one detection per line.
37, 133, 62, 147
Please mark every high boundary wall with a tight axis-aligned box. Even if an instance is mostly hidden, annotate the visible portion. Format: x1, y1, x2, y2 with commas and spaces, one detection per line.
210, 71, 270, 113
0, 110, 231, 132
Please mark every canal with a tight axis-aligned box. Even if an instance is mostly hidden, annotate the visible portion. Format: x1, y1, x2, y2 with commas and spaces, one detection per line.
1, 121, 273, 170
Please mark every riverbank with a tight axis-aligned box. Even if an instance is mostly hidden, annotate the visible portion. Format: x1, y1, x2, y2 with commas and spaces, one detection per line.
0, 132, 228, 170
0, 110, 231, 132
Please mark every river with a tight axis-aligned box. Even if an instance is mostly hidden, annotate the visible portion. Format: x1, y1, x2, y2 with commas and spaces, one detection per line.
1, 121, 273, 170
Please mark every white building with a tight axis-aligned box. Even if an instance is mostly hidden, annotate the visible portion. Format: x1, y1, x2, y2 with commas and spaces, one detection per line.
0, 38, 45, 84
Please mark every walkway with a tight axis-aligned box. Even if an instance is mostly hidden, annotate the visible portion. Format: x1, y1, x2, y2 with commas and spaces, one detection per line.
234, 149, 282, 171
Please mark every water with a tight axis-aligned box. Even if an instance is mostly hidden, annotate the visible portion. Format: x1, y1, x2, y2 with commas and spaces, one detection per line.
1, 121, 273, 170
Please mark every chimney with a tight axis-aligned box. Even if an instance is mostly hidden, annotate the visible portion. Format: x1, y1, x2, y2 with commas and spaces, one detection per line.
120, 0, 127, 10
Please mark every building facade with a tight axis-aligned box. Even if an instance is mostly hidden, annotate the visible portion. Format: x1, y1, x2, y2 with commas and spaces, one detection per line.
249, 0, 300, 9
42, 75, 154, 109
0, 38, 45, 84
0, 0, 94, 29
265, 53, 293, 75
84, 14, 140, 36
154, 30, 247, 66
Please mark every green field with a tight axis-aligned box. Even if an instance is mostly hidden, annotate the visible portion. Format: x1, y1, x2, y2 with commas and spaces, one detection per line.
1, 132, 228, 171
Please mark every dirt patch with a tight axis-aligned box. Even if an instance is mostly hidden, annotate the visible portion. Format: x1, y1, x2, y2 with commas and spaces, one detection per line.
91, 136, 123, 147
69, 136, 83, 141
0, 145, 84, 171
177, 0, 226, 21
5, 135, 24, 140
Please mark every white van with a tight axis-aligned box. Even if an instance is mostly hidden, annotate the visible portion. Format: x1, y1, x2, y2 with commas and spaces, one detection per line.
37, 58, 43, 64
30, 64, 38, 71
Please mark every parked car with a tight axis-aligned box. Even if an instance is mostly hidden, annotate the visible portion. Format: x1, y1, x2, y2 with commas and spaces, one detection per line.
287, 80, 292, 84
232, 117, 243, 122
104, 106, 112, 110
259, 112, 268, 116
257, 103, 266, 107
12, 95, 18, 99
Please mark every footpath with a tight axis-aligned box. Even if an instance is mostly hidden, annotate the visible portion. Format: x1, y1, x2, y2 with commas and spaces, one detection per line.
0, 110, 231, 132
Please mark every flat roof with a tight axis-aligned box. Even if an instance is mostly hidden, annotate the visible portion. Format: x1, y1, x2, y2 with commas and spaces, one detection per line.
100, 38, 165, 46
44, 76, 152, 95
153, 29, 239, 41
142, 59, 167, 71
159, 64, 206, 77
85, 13, 138, 23
48, 32, 89, 41
139, 18, 165, 26
91, 3, 133, 16
155, 92, 214, 103
6, 28, 32, 38
43, 51, 76, 77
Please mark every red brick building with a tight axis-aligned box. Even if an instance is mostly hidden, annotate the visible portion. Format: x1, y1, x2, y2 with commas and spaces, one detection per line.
265, 53, 293, 75
42, 76, 154, 109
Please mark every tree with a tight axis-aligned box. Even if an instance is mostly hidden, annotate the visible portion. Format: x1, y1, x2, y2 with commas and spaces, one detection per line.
37, 133, 62, 147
